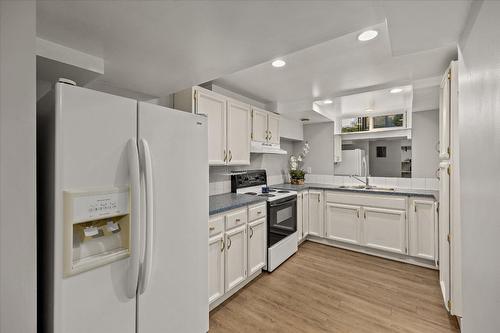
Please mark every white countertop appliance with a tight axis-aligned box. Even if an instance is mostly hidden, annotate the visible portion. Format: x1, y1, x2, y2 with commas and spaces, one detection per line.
37, 83, 208, 333
231, 170, 298, 272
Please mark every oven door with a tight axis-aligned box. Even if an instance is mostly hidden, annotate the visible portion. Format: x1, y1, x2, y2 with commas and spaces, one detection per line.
268, 195, 297, 247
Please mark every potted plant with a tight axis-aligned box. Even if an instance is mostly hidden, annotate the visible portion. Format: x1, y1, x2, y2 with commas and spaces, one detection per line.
289, 142, 310, 185
289, 169, 305, 185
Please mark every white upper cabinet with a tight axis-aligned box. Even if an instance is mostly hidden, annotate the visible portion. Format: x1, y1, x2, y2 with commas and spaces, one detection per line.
267, 113, 280, 145
363, 207, 407, 254
409, 199, 437, 261
325, 203, 361, 244
251, 107, 268, 143
251, 107, 280, 145
195, 89, 227, 165
308, 190, 324, 237
227, 99, 251, 165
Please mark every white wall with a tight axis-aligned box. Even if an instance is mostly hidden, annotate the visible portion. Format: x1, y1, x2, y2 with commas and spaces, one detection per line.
458, 1, 500, 332
368, 140, 401, 177
412, 110, 439, 178
0, 1, 37, 332
300, 122, 335, 175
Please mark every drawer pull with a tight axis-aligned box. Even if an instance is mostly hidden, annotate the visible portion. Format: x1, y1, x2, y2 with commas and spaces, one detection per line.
257, 211, 262, 214
209, 226, 215, 231
235, 218, 241, 222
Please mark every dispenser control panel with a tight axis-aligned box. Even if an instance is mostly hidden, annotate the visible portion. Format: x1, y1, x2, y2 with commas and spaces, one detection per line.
71, 188, 129, 223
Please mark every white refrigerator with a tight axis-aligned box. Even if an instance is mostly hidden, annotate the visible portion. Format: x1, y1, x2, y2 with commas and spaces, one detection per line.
334, 149, 366, 176
37, 83, 208, 333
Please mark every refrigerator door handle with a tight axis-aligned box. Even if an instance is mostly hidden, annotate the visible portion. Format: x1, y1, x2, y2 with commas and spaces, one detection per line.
139, 138, 154, 295
126, 138, 141, 299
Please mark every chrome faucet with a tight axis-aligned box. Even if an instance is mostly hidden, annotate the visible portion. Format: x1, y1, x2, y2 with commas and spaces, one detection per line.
350, 156, 371, 188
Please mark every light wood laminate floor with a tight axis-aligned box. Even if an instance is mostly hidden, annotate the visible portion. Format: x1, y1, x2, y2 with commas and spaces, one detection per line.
209, 241, 459, 333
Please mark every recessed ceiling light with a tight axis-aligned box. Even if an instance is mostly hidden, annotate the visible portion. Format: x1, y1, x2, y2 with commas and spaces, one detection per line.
271, 59, 286, 68
390, 88, 403, 94
357, 30, 378, 42
323, 99, 333, 104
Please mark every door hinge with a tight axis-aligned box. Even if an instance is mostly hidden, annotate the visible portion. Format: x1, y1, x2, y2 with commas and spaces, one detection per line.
448, 69, 451, 80
447, 299, 452, 309
447, 233, 451, 242
318, 196, 320, 203
447, 165, 451, 175
436, 202, 440, 214
414, 204, 417, 213
447, 147, 451, 156
405, 247, 408, 254
251, 132, 254, 140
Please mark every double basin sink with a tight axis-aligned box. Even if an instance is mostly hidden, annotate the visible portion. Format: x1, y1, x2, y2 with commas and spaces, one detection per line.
338, 185, 395, 192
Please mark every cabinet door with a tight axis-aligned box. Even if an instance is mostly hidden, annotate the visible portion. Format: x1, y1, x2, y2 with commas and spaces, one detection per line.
296, 192, 303, 242
363, 207, 407, 254
439, 68, 451, 160
208, 233, 224, 304
251, 108, 268, 143
267, 113, 280, 145
325, 203, 361, 244
302, 191, 309, 236
227, 99, 251, 165
247, 218, 266, 276
224, 224, 247, 292
196, 89, 227, 165
409, 199, 436, 260
308, 190, 324, 237
439, 161, 451, 311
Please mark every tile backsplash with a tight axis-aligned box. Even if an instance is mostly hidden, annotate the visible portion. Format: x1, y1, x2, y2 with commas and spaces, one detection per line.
305, 174, 439, 190
209, 173, 438, 196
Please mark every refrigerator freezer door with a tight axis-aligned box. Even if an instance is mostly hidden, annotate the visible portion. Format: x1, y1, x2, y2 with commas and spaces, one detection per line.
53, 84, 137, 333
137, 103, 209, 333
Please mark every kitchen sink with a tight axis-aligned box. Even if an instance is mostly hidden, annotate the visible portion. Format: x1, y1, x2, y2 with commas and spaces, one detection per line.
338, 185, 395, 192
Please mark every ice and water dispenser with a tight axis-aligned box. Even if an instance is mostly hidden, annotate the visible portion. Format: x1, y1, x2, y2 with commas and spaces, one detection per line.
63, 187, 131, 276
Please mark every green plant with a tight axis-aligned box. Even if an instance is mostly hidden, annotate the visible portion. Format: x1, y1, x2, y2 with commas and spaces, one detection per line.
289, 169, 305, 180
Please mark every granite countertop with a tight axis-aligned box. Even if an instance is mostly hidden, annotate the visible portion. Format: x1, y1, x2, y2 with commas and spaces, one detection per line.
270, 183, 438, 200
209, 193, 267, 216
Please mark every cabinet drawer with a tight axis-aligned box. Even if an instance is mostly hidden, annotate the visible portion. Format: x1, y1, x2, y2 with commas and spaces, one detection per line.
225, 208, 247, 230
208, 215, 224, 237
326, 191, 407, 210
248, 203, 267, 221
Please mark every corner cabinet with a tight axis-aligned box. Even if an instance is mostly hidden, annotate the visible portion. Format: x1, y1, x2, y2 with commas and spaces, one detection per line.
251, 107, 280, 145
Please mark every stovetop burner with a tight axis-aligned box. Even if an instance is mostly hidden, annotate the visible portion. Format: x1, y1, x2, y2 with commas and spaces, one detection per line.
258, 193, 276, 197
245, 192, 257, 195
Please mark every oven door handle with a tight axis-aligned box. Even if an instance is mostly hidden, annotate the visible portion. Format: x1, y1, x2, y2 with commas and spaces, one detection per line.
269, 197, 297, 207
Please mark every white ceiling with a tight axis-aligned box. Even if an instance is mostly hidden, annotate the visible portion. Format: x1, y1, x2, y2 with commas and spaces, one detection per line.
36, 1, 472, 120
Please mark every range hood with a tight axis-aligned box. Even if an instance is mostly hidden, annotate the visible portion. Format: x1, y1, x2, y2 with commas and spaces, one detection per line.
250, 141, 288, 155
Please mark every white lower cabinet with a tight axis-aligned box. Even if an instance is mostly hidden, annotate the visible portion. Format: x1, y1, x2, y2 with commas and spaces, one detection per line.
224, 224, 247, 292
325, 203, 361, 245
302, 191, 309, 237
208, 232, 224, 304
209, 204, 266, 309
247, 218, 266, 275
409, 199, 437, 261
362, 207, 407, 254
308, 190, 323, 237
296, 192, 303, 242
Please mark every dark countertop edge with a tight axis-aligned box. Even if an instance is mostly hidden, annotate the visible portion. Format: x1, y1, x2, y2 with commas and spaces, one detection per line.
270, 183, 438, 200
209, 193, 267, 216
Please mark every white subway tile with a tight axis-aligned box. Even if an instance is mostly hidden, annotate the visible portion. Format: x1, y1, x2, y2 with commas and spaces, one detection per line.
398, 178, 411, 189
